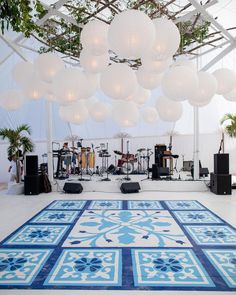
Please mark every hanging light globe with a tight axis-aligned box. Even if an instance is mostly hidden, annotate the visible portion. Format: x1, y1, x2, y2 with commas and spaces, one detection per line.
142, 107, 159, 123
89, 101, 111, 122
161, 65, 199, 101
59, 101, 88, 124
136, 66, 162, 90
142, 56, 172, 74
189, 71, 217, 106
35, 53, 64, 83
213, 68, 236, 95
126, 86, 151, 105
145, 18, 180, 60
0, 90, 25, 111
81, 20, 109, 55
23, 77, 47, 100
108, 9, 155, 59
80, 49, 109, 74
100, 63, 137, 100
156, 96, 183, 122
224, 86, 236, 102
12, 61, 35, 86
113, 100, 140, 127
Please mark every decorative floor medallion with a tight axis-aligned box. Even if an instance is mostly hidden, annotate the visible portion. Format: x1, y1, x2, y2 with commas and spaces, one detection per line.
0, 199, 235, 291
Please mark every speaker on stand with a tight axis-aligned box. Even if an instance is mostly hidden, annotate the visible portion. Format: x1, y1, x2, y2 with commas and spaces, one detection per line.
24, 155, 40, 195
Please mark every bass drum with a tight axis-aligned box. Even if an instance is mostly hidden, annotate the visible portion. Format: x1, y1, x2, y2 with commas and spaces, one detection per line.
121, 162, 134, 174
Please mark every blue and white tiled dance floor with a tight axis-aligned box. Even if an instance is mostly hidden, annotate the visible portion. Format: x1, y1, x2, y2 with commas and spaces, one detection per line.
0, 199, 236, 291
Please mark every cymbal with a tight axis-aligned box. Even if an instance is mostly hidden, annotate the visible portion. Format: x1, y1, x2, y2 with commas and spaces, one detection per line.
114, 150, 123, 155
137, 148, 146, 152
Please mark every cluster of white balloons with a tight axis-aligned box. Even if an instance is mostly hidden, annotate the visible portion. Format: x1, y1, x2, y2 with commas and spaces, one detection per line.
1, 9, 236, 126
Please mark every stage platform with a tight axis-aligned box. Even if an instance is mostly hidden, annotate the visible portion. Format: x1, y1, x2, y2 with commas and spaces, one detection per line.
55, 172, 209, 193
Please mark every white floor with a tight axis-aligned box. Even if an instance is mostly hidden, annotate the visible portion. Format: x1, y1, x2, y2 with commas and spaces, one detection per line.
0, 186, 236, 295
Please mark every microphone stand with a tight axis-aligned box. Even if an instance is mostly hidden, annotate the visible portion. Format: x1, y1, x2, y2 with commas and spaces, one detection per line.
123, 140, 131, 181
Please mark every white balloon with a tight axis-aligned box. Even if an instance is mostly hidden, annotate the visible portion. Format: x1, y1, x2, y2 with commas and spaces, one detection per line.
35, 53, 64, 82
0, 90, 25, 111
142, 56, 172, 74
81, 20, 109, 55
145, 18, 180, 60
126, 86, 151, 105
53, 68, 88, 104
100, 63, 137, 100
213, 68, 236, 95
136, 66, 162, 90
23, 77, 47, 100
12, 61, 35, 85
113, 101, 140, 127
156, 96, 183, 122
142, 107, 159, 123
59, 101, 88, 124
80, 49, 109, 74
189, 71, 217, 105
108, 9, 155, 59
224, 86, 236, 101
89, 101, 111, 122
161, 65, 199, 101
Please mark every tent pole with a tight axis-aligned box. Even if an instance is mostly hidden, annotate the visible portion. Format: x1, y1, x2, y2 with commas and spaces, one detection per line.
46, 100, 53, 183
193, 106, 199, 180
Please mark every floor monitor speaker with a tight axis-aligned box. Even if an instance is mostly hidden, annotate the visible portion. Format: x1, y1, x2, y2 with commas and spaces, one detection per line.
24, 175, 40, 195
210, 173, 231, 195
120, 182, 140, 194
63, 182, 83, 194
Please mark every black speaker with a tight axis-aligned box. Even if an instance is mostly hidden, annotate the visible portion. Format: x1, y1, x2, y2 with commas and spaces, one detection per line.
152, 164, 169, 179
25, 155, 38, 176
155, 144, 166, 165
214, 153, 229, 174
63, 182, 83, 194
210, 173, 232, 195
120, 182, 140, 194
191, 167, 209, 178
24, 175, 40, 195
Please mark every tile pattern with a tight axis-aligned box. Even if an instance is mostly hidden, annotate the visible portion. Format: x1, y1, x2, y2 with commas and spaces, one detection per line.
4, 225, 69, 246
128, 200, 163, 210
0, 199, 235, 291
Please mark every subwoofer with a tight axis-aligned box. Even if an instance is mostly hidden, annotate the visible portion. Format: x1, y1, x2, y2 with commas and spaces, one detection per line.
210, 173, 231, 195
214, 153, 229, 174
25, 155, 38, 176
63, 182, 83, 194
152, 164, 169, 179
120, 182, 140, 194
24, 175, 40, 195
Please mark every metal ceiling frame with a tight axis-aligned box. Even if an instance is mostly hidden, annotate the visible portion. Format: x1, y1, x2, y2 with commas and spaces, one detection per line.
0, 0, 235, 71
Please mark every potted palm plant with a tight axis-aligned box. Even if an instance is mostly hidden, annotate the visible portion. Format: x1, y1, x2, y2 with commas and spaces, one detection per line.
0, 124, 34, 183
220, 113, 236, 137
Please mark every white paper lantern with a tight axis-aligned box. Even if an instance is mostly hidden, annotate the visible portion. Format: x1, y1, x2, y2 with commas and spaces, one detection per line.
85, 96, 99, 112
81, 20, 109, 55
53, 68, 88, 104
156, 96, 183, 122
59, 101, 88, 124
188, 98, 211, 107
23, 77, 47, 100
89, 101, 111, 122
136, 66, 162, 90
213, 68, 236, 95
224, 86, 236, 101
100, 63, 137, 100
161, 65, 199, 101
108, 9, 155, 59
146, 18, 180, 60
80, 49, 109, 74
0, 90, 25, 111
113, 101, 140, 127
142, 56, 172, 74
80, 73, 99, 99
142, 107, 159, 123
126, 86, 151, 105
189, 71, 217, 106
35, 53, 64, 82
12, 61, 35, 85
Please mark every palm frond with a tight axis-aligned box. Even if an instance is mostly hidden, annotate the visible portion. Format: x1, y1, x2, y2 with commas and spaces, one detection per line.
20, 136, 34, 154
15, 124, 32, 135
221, 113, 236, 138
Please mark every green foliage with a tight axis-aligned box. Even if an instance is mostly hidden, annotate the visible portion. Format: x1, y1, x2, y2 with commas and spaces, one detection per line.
220, 113, 236, 138
0, 124, 34, 158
